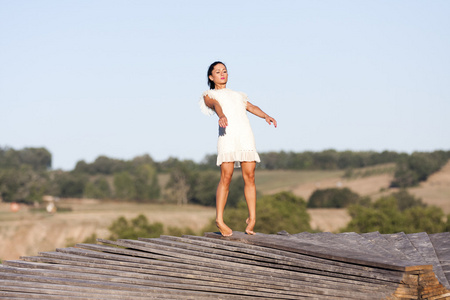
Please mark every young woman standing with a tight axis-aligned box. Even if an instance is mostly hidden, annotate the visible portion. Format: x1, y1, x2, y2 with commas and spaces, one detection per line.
200, 61, 277, 236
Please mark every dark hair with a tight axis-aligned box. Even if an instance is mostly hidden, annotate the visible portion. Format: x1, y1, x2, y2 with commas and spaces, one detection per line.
207, 61, 226, 90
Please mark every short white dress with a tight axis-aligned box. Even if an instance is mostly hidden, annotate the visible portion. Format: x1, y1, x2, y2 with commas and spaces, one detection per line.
200, 88, 261, 168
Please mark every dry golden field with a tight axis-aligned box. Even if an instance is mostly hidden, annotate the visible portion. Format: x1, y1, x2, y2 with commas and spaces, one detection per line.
0, 201, 215, 261
1, 161, 449, 261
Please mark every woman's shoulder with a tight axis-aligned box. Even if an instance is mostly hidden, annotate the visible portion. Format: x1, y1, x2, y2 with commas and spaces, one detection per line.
201, 89, 216, 99
202, 88, 248, 100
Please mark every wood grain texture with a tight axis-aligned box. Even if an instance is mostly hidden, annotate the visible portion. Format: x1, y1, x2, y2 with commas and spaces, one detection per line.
0, 230, 449, 299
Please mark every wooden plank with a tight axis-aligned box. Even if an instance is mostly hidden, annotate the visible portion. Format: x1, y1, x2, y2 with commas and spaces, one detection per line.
93, 239, 401, 299
383, 232, 426, 264
4, 259, 321, 299
204, 231, 415, 270
0, 263, 298, 300
0, 269, 217, 299
22, 253, 311, 293
40, 249, 310, 289
430, 233, 450, 251
360, 232, 414, 261
144, 236, 406, 282
0, 290, 91, 300
0, 279, 149, 300
0, 278, 214, 299
0, 265, 353, 300
126, 237, 406, 285
338, 232, 408, 260
408, 232, 450, 289
291, 232, 421, 269
70, 245, 400, 299
430, 232, 450, 285
181, 234, 398, 272
173, 234, 412, 283
70, 243, 391, 293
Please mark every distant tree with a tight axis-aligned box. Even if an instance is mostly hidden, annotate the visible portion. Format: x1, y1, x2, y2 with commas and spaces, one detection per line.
391, 151, 450, 188
199, 154, 216, 169
258, 150, 403, 171
133, 164, 160, 201
307, 187, 364, 208
74, 154, 149, 175
52, 171, 88, 198
0, 147, 51, 170
131, 154, 155, 168
226, 175, 247, 208
89, 156, 126, 174
83, 177, 112, 199
391, 162, 418, 187
0, 166, 49, 203
19, 147, 52, 170
190, 171, 245, 207
74, 160, 90, 173
314, 149, 339, 170
113, 171, 136, 200
163, 161, 194, 205
189, 171, 219, 206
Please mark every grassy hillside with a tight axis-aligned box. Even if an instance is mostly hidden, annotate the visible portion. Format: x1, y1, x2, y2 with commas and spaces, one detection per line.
256, 163, 396, 200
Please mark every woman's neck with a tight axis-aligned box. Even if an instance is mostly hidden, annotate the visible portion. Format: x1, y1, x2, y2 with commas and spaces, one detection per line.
214, 84, 226, 90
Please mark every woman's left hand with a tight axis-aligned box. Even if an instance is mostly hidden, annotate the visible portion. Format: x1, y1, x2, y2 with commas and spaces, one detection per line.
265, 116, 277, 128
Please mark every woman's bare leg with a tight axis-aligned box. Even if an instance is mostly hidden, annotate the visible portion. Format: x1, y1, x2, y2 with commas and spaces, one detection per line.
241, 161, 256, 235
216, 162, 234, 236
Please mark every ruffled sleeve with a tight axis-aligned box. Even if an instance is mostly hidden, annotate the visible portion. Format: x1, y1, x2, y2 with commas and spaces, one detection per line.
199, 90, 215, 116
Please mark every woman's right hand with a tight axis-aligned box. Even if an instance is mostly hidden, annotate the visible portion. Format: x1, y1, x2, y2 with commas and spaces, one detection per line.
218, 115, 228, 128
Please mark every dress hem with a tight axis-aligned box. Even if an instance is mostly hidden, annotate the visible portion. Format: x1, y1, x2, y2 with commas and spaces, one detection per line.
216, 151, 261, 168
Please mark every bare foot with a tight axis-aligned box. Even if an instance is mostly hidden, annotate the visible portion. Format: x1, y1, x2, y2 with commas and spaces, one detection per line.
216, 220, 233, 237
245, 218, 255, 235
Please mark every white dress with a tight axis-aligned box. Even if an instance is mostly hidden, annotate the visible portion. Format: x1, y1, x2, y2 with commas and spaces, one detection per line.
200, 88, 261, 168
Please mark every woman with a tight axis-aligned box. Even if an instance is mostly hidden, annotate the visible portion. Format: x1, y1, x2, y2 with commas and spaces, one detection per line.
199, 61, 277, 236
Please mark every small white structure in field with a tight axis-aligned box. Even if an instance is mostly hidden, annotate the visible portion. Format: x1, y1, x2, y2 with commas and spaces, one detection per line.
42, 195, 59, 214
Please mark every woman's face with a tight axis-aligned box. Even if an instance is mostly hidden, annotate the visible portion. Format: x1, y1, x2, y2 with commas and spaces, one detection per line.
209, 63, 228, 86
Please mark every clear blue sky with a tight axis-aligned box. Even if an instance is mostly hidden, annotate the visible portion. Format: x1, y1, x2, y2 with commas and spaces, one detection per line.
1, 1, 449, 170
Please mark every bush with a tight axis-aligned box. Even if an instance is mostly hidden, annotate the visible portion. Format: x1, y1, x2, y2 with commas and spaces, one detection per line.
166, 226, 197, 237
108, 214, 164, 240
342, 191, 450, 234
391, 189, 426, 211
307, 187, 366, 208
203, 191, 311, 234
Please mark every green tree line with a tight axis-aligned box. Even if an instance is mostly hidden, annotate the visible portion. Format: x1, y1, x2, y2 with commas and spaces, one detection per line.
1, 146, 449, 204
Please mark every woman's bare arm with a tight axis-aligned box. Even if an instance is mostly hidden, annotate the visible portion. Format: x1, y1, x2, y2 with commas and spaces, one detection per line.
203, 95, 228, 128
246, 101, 277, 127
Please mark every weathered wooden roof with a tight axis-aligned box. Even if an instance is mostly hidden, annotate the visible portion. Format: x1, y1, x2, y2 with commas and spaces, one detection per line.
0, 231, 449, 299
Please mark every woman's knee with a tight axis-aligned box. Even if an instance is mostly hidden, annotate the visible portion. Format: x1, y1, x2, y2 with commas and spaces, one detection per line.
241, 166, 256, 185
220, 172, 233, 186
220, 163, 234, 185
243, 173, 255, 185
